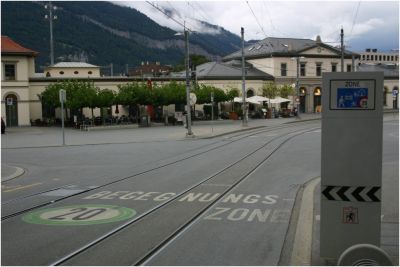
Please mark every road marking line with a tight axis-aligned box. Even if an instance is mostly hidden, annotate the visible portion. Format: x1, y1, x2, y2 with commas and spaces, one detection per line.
3, 182, 42, 193
202, 184, 231, 187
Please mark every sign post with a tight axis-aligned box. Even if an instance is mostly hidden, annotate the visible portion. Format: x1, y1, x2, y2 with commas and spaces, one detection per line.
59, 89, 66, 146
321, 72, 383, 259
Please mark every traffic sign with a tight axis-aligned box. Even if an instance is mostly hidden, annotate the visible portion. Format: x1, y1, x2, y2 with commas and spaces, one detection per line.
59, 89, 66, 103
190, 93, 197, 105
321, 72, 383, 259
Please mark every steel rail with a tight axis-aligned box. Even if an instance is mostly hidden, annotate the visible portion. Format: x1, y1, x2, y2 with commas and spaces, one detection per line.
51, 126, 319, 266
2, 122, 315, 220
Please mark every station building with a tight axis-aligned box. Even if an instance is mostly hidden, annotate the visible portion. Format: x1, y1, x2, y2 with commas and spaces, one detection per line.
1, 35, 398, 127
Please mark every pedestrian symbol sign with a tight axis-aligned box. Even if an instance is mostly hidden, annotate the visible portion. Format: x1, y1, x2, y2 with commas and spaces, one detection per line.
329, 79, 376, 110
343, 207, 358, 224
337, 88, 368, 109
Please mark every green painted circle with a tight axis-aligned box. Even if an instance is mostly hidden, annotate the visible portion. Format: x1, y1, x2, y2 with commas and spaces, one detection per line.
22, 205, 136, 226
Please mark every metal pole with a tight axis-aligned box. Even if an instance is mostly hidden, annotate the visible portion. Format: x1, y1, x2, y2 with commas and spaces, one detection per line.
60, 90, 65, 146
184, 29, 193, 136
241, 27, 247, 126
341, 28, 344, 72
296, 57, 300, 118
211, 91, 214, 133
110, 63, 113, 76
49, 2, 54, 65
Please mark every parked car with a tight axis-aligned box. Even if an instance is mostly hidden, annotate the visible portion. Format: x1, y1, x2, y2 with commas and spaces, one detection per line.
1, 117, 5, 134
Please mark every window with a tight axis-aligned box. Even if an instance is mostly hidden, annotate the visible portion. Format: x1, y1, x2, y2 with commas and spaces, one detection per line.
74, 71, 79, 74
379, 55, 382, 61
280, 63, 287, 76
300, 63, 306, 76
347, 64, 352, 72
88, 71, 93, 75
331, 63, 337, 72
4, 63, 16, 80
391, 56, 394, 61
383, 55, 386, 61
59, 71, 64, 75
316, 63, 322, 76
366, 55, 370, 60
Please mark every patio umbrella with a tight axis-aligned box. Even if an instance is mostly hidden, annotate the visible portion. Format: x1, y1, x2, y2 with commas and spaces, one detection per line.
247, 95, 270, 103
269, 97, 292, 104
233, 97, 261, 104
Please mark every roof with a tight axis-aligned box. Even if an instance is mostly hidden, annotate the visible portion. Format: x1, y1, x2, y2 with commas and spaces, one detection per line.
223, 37, 358, 61
48, 62, 99, 68
1, 36, 38, 56
171, 61, 274, 81
357, 63, 399, 79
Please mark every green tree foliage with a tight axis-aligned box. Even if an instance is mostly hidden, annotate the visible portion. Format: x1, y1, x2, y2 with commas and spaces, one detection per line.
40, 80, 97, 110
262, 82, 279, 99
226, 87, 239, 101
117, 82, 152, 106
161, 81, 186, 105
194, 84, 227, 104
279, 84, 295, 98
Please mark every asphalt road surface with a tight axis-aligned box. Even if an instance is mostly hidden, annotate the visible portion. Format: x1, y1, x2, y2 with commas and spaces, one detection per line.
1, 118, 398, 265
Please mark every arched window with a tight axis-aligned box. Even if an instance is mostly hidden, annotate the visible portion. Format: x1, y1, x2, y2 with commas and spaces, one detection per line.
314, 87, 322, 113
46, 72, 51, 77
59, 71, 64, 75
74, 71, 79, 75
246, 89, 255, 98
88, 71, 93, 75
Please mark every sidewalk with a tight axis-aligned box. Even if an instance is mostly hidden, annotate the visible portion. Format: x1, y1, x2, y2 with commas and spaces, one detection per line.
0, 114, 321, 149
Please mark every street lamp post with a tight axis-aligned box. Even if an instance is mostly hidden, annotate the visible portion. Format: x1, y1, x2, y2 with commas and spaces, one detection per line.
241, 27, 248, 127
44, 2, 57, 65
184, 29, 194, 137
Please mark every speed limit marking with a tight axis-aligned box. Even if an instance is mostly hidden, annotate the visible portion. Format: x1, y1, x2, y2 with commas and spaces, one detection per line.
22, 205, 136, 226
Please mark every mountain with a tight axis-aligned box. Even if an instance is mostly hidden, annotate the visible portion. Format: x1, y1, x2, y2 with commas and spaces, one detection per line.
1, 1, 244, 75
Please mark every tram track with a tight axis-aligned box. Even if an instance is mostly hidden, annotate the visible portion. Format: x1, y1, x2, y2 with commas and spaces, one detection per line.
2, 121, 317, 221
51, 126, 319, 266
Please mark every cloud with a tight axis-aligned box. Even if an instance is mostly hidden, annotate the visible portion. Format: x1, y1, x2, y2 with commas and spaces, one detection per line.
116, 1, 399, 51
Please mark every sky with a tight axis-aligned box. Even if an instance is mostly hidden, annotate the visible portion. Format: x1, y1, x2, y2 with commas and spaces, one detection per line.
117, 0, 399, 52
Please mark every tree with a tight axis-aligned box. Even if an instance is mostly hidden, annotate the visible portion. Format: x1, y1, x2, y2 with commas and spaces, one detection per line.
262, 82, 279, 100
96, 89, 115, 121
279, 84, 295, 98
40, 80, 98, 122
226, 87, 239, 112
117, 82, 153, 120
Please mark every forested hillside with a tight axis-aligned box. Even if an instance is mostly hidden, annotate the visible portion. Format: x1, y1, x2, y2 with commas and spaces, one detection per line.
1, 1, 243, 74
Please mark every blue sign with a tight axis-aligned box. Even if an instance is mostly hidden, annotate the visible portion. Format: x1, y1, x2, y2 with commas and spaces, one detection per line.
337, 88, 369, 109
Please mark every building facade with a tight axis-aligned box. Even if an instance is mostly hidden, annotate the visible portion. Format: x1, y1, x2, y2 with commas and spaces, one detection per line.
1, 36, 398, 127
223, 36, 362, 113
358, 48, 399, 65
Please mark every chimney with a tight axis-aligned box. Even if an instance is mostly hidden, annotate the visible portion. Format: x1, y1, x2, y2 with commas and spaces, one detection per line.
372, 49, 377, 53
366, 48, 371, 52
316, 35, 322, 43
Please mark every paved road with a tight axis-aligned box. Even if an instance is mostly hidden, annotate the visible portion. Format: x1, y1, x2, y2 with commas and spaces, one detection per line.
1, 114, 398, 265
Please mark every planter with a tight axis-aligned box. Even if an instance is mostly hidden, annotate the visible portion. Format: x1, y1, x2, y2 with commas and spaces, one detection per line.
229, 112, 238, 120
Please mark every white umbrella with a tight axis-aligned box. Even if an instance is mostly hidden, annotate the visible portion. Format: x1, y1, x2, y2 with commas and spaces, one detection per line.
233, 97, 261, 104
247, 95, 270, 103
269, 97, 292, 104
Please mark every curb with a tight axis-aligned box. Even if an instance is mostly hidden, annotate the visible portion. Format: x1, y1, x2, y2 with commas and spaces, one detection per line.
1, 165, 25, 182
290, 177, 321, 265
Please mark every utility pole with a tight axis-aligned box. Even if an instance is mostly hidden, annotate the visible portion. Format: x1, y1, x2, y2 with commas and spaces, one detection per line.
296, 57, 300, 118
184, 28, 194, 137
45, 2, 57, 65
241, 27, 247, 127
341, 27, 344, 72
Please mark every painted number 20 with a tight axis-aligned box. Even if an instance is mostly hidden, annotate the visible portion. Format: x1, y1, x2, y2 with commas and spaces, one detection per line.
48, 208, 107, 221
